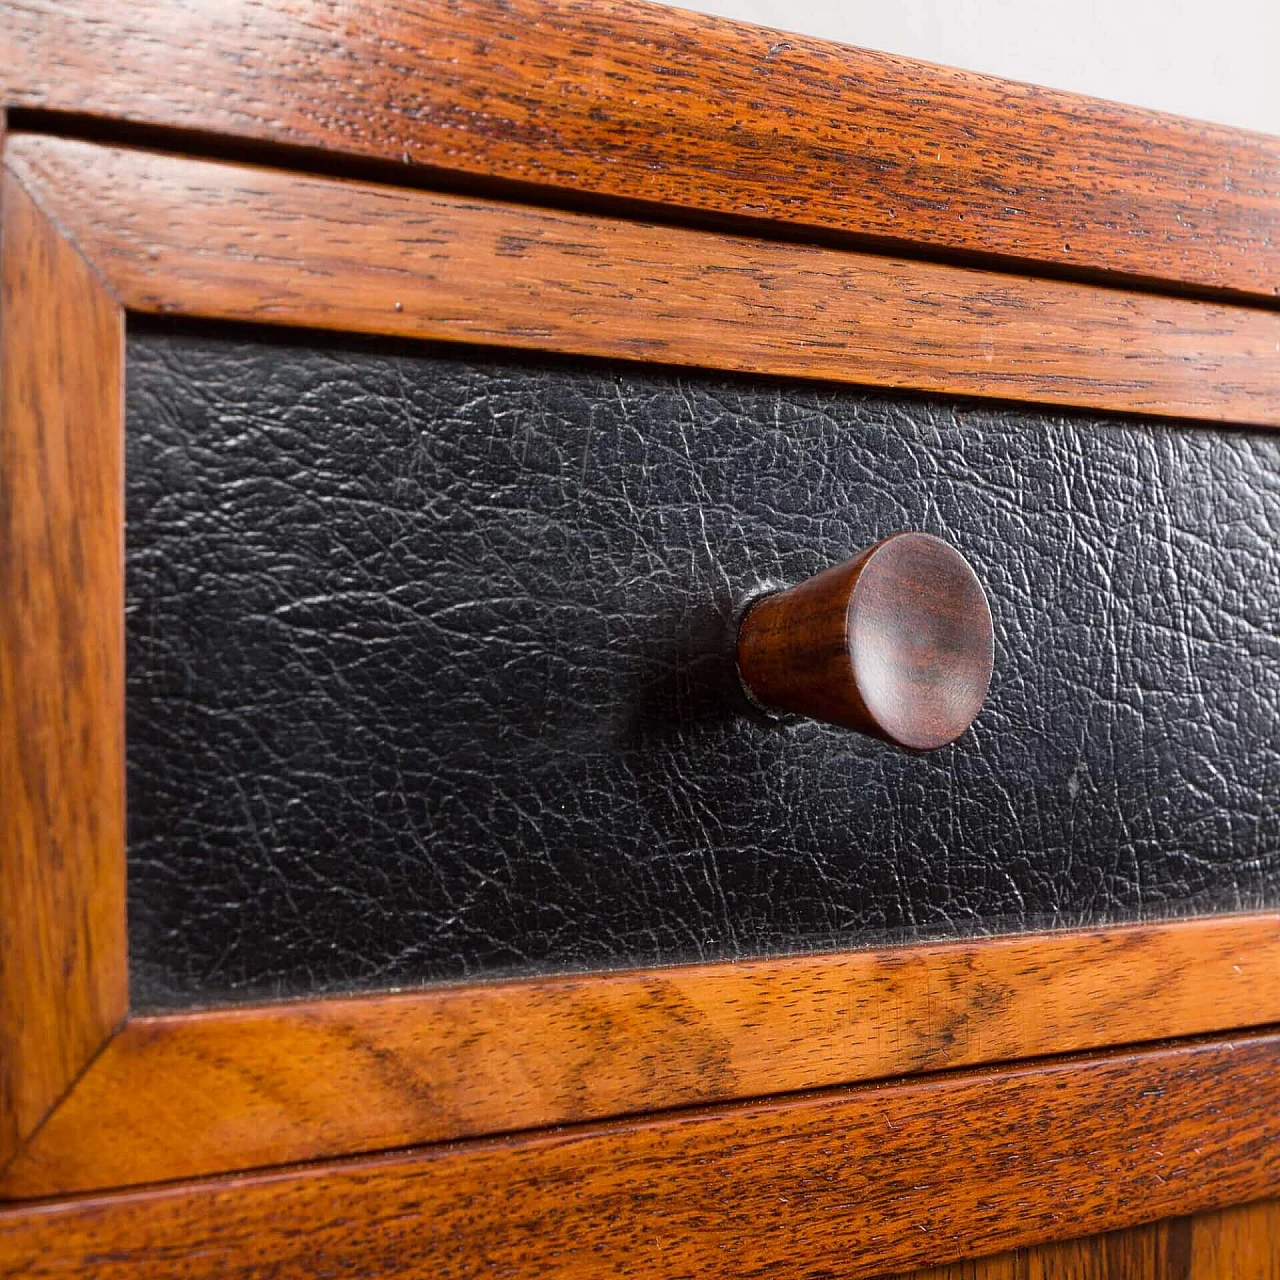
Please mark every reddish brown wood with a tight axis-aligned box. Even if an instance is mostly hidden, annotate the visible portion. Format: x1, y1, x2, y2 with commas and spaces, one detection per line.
900, 1217, 1191, 1279
2, 1033, 1280, 1279
899, 1199, 1280, 1278
3, 1, 1280, 299
0, 173, 127, 1173
9, 136, 1280, 427
3, 915, 1279, 1198
1188, 1198, 1280, 1279
3, 132, 1280, 1214
738, 533, 994, 749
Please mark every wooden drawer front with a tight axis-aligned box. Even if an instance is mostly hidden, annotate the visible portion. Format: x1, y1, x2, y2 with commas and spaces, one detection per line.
6, 7, 1280, 1264
125, 320, 1280, 1008
7, 4, 1280, 1267
6, 131, 1280, 1220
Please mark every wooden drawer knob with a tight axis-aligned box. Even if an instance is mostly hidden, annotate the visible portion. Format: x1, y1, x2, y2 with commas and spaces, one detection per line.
736, 533, 994, 750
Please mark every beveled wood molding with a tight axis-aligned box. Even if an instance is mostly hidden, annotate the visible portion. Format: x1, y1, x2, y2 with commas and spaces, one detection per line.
2, 914, 1279, 1197
5, 133, 1280, 1203
0, 171, 127, 1172
3, 1032, 1280, 1279
9, 135, 1280, 427
3, 0, 1280, 301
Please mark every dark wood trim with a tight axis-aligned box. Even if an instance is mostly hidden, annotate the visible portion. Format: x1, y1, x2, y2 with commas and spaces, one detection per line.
0, 172, 127, 1172
3, 1032, 1280, 1279
3, 1, 1280, 301
3, 914, 1279, 1197
10, 135, 1280, 427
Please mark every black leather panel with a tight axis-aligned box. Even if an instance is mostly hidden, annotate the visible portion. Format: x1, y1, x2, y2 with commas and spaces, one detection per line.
125, 323, 1280, 1009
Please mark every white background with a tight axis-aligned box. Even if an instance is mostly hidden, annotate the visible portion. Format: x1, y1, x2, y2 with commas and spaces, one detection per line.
656, 0, 1280, 136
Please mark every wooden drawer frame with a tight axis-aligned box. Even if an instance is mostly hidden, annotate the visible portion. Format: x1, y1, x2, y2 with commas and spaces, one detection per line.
2, 2, 1280, 1275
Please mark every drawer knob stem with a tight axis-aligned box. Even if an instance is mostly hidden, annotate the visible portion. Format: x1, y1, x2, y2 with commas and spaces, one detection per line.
736, 532, 994, 750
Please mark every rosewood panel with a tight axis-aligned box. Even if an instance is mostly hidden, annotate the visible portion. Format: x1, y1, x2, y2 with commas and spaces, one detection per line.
8, 136, 1280, 427
2, 1034, 1280, 1279
1188, 1198, 1280, 1279
898, 1219, 1191, 1280
898, 1199, 1280, 1279
3, 1, 1280, 298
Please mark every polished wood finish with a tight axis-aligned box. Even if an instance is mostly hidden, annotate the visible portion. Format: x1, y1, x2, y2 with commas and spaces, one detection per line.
4, 1, 1280, 300
3, 1033, 1280, 1279
6, 133, 1280, 1201
901, 1219, 1191, 1279
3, 915, 1279, 1197
2, 128, 1280, 1223
10, 135, 1280, 428
0, 174, 126, 1173
899, 1199, 1280, 1278
1190, 1198, 1280, 1279
738, 533, 994, 749
3, 7, 1280, 1269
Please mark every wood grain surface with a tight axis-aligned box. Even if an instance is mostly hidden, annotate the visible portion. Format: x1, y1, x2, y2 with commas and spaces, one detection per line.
897, 1198, 1280, 1278
899, 1218, 1191, 1280
3, 1033, 1280, 1279
3, 914, 1279, 1197
1189, 1198, 1280, 1279
0, 175, 126, 1173
9, 135, 1280, 427
3, 0, 1280, 299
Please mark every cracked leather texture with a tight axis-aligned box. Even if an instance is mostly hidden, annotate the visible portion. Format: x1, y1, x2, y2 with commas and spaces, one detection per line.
126, 323, 1280, 1009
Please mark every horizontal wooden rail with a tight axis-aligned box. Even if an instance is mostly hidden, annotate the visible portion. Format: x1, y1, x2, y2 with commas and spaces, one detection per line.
4, 913, 1280, 1196
4, 1031, 1280, 1278
4, 0, 1280, 299
9, 135, 1280, 428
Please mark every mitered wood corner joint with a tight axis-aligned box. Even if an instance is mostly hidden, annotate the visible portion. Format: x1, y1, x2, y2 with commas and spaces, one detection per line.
737, 532, 994, 750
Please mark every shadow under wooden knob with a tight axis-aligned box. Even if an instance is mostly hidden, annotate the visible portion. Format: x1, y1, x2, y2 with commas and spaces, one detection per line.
736, 532, 994, 750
